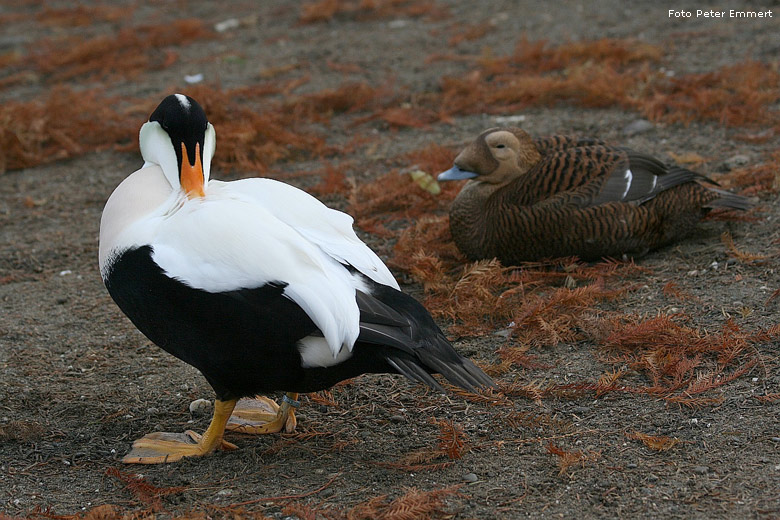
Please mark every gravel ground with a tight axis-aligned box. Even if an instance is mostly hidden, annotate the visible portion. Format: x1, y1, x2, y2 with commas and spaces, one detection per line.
1, 1, 778, 518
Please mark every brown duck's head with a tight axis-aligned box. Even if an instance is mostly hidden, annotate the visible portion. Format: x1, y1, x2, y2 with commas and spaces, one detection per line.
438, 127, 541, 186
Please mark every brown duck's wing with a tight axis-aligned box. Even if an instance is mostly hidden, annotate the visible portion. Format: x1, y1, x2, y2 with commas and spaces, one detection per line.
591, 150, 711, 206
508, 145, 630, 205
502, 143, 750, 212
533, 135, 608, 155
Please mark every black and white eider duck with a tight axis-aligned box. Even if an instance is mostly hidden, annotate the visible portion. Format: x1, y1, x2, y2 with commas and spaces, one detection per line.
99, 94, 493, 464
438, 128, 751, 264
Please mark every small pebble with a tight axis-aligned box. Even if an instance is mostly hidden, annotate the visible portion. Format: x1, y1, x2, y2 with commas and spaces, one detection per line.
217, 489, 233, 496
573, 406, 590, 414
184, 73, 204, 84
770, 437, 780, 442
214, 18, 239, 32
146, 407, 159, 415
722, 154, 750, 171
647, 473, 659, 482
494, 114, 527, 124
389, 415, 405, 423
626, 463, 638, 469
189, 398, 212, 415
623, 119, 653, 136
462, 472, 479, 483
493, 328, 512, 338
692, 465, 709, 475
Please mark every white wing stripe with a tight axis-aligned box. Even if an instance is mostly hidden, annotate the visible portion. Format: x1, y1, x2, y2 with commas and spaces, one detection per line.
621, 169, 633, 200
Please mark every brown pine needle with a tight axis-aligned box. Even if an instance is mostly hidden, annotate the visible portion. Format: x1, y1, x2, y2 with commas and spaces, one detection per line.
721, 231, 771, 263
546, 442, 600, 476
626, 431, 680, 451
430, 417, 470, 460
105, 467, 186, 511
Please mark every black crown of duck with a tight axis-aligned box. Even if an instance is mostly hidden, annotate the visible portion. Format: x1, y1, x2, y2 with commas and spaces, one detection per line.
99, 94, 493, 464
438, 127, 751, 264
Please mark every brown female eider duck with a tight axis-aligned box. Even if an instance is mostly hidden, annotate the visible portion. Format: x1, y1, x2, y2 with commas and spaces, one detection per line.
438, 128, 751, 264
99, 94, 493, 464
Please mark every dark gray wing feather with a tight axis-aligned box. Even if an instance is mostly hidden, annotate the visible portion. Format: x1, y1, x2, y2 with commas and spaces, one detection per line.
593, 151, 707, 206
355, 284, 495, 392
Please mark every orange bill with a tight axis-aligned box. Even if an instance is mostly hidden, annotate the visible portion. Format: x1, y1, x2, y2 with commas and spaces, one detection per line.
180, 142, 205, 198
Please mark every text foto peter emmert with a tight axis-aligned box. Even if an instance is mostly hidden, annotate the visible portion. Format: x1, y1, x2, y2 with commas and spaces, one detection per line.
669, 9, 773, 18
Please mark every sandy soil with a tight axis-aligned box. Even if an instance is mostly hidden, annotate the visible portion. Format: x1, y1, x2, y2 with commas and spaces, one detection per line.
1, 1, 778, 518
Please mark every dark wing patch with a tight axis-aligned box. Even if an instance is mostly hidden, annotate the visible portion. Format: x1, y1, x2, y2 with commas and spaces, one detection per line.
356, 289, 415, 351
355, 290, 409, 329
386, 357, 443, 390
356, 281, 495, 392
359, 323, 414, 352
593, 151, 704, 206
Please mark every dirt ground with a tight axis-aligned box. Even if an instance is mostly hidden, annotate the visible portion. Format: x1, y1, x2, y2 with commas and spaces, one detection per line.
1, 1, 779, 518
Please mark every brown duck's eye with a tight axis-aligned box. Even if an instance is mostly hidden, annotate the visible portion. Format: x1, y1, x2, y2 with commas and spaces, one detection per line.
495, 144, 506, 149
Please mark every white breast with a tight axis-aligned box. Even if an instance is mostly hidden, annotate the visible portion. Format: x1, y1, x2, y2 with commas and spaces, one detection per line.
99, 165, 174, 276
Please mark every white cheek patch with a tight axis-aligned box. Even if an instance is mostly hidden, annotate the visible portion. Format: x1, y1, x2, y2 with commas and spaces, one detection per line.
298, 336, 354, 368
174, 93, 191, 111
621, 169, 633, 200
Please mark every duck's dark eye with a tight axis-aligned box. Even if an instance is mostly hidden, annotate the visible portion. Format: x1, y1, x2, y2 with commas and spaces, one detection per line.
495, 144, 506, 149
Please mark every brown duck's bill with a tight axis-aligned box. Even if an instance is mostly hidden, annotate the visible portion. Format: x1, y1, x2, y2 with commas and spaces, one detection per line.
438, 165, 478, 181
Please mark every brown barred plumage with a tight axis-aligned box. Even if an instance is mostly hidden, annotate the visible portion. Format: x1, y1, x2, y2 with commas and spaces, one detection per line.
438, 127, 751, 264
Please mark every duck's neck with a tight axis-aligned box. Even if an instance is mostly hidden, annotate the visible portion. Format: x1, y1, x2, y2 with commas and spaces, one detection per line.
448, 180, 504, 260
